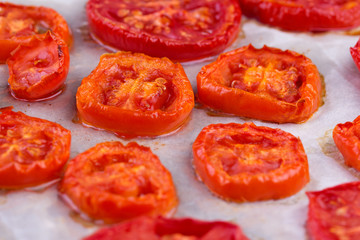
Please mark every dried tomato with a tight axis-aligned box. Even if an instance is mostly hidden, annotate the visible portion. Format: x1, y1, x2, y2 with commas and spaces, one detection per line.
86, 0, 241, 61
238, 0, 360, 31
0, 2, 72, 63
350, 38, 360, 72
307, 181, 360, 240
83, 216, 249, 240
192, 122, 309, 202
333, 115, 360, 171
0, 106, 71, 189
58, 141, 178, 223
7, 31, 69, 101
76, 51, 194, 138
197, 44, 322, 123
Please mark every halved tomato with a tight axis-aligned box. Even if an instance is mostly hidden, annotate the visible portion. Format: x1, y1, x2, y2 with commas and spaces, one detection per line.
192, 122, 309, 202
197, 44, 322, 123
58, 141, 178, 223
0, 2, 72, 62
0, 106, 71, 189
76, 51, 194, 138
86, 0, 241, 61
7, 31, 69, 101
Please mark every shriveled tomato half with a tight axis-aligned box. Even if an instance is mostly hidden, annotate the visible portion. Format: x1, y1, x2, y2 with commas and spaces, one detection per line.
197, 44, 322, 123
350, 39, 360, 72
238, 0, 360, 31
307, 181, 360, 240
7, 31, 69, 101
333, 115, 360, 171
58, 141, 178, 223
0, 106, 71, 189
0, 2, 72, 63
83, 216, 249, 240
192, 122, 309, 202
86, 0, 241, 61
76, 51, 194, 138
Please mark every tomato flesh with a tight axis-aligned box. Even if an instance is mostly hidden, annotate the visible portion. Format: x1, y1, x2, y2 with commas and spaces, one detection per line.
0, 107, 71, 189
7, 32, 69, 101
307, 181, 360, 240
86, 0, 241, 61
192, 122, 309, 202
197, 44, 322, 123
76, 51, 194, 138
58, 142, 178, 223
82, 216, 249, 240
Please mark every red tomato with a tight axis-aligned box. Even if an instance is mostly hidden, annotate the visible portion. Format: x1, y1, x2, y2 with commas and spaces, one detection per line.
86, 0, 241, 61
0, 106, 71, 189
58, 141, 178, 223
83, 216, 249, 240
7, 32, 70, 101
350, 39, 360, 72
238, 0, 360, 31
197, 44, 322, 123
333, 116, 360, 171
192, 122, 309, 202
76, 51, 194, 138
307, 181, 360, 240
0, 2, 72, 63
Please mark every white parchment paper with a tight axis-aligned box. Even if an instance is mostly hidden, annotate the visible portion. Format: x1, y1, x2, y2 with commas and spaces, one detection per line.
1, 0, 360, 239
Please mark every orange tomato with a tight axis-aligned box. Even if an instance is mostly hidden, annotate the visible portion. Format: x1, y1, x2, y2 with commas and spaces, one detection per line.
58, 141, 178, 223
192, 122, 309, 202
76, 51, 194, 138
197, 44, 323, 123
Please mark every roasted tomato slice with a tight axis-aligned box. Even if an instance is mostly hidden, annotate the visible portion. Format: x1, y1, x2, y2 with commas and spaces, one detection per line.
86, 0, 241, 61
350, 39, 360, 72
238, 0, 360, 31
197, 44, 322, 123
0, 2, 72, 63
307, 181, 360, 240
58, 141, 178, 223
83, 216, 249, 240
76, 51, 194, 138
7, 31, 69, 101
333, 115, 360, 171
0, 106, 71, 189
192, 122, 309, 202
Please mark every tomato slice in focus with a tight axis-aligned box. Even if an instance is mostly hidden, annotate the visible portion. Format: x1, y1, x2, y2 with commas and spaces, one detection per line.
0, 107, 71, 189
7, 32, 70, 101
86, 0, 242, 61
83, 216, 249, 240
333, 116, 360, 171
76, 51, 194, 138
0, 2, 72, 63
307, 181, 360, 240
197, 44, 322, 123
238, 0, 360, 31
58, 141, 178, 223
192, 122, 309, 202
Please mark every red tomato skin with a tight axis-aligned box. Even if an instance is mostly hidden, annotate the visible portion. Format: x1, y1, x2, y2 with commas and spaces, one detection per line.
350, 39, 360, 72
239, 0, 360, 31
192, 122, 309, 202
307, 181, 360, 240
86, 0, 241, 61
333, 116, 360, 171
7, 32, 70, 101
58, 142, 178, 224
197, 44, 322, 123
0, 2, 72, 63
83, 216, 249, 240
0, 107, 71, 189
76, 51, 194, 138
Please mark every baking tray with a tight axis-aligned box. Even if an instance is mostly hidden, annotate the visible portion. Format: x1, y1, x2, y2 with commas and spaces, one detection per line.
1, 0, 360, 239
